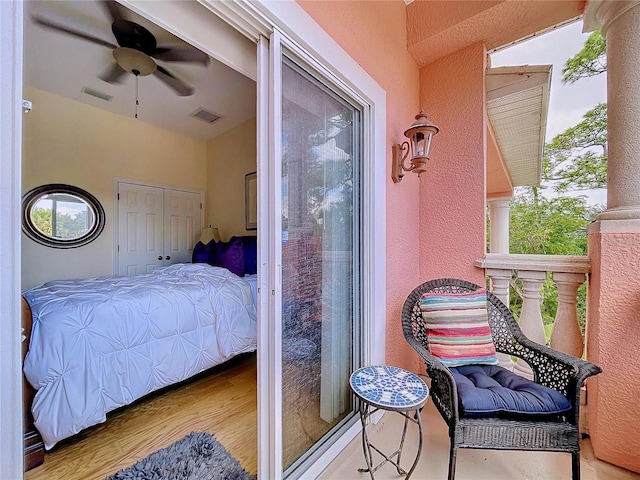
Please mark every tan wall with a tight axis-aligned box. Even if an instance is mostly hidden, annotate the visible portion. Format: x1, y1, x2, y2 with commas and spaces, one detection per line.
206, 118, 257, 241
21, 87, 208, 290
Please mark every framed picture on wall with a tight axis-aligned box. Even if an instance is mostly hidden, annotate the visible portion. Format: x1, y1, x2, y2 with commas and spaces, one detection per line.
245, 172, 257, 230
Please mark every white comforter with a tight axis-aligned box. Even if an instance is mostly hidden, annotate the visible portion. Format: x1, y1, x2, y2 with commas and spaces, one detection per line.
23, 263, 257, 449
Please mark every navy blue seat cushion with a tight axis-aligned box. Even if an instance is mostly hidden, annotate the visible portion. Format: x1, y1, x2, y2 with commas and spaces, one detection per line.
451, 364, 572, 418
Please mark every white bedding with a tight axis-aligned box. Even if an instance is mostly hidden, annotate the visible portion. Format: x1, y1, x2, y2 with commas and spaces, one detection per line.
23, 263, 257, 449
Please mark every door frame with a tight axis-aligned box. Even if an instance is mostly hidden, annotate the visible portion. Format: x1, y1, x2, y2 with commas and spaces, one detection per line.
1, 1, 387, 477
0, 1, 25, 477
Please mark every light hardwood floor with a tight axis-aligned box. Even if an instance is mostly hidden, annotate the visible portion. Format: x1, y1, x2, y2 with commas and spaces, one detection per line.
24, 353, 257, 480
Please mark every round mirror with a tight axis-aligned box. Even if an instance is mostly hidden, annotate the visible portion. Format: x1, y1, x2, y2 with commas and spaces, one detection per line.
22, 184, 105, 248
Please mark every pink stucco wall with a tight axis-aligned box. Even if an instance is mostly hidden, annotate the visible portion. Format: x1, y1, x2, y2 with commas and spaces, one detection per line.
418, 43, 487, 285
587, 226, 640, 473
297, 2, 488, 372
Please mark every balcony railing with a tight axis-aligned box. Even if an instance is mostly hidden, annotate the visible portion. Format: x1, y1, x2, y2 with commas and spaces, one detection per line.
474, 253, 590, 377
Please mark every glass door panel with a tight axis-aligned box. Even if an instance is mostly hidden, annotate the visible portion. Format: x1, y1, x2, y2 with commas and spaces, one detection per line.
281, 57, 361, 471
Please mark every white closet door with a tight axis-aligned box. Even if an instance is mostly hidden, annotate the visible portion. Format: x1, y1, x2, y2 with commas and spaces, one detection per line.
117, 182, 165, 276
163, 188, 201, 265
117, 183, 202, 276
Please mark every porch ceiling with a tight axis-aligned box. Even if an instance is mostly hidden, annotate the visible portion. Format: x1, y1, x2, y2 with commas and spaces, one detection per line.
486, 65, 552, 187
406, 0, 585, 67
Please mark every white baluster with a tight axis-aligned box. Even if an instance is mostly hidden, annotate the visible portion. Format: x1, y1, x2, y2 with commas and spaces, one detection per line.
486, 268, 515, 371
487, 268, 510, 305
514, 270, 547, 379
550, 272, 586, 358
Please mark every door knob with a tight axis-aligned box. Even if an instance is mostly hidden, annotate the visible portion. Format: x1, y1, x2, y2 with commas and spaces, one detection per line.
157, 256, 163, 260
165, 256, 170, 260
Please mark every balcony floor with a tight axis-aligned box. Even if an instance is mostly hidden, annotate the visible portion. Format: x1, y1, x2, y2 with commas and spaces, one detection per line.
320, 401, 639, 480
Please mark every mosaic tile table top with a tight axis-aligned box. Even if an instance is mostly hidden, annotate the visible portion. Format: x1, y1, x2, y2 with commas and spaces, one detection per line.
349, 365, 429, 411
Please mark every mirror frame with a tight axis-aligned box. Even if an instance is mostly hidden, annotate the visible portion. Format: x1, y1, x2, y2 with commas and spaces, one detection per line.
22, 184, 106, 249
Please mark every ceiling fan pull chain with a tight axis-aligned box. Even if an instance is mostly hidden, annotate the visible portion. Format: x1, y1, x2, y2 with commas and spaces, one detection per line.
134, 72, 139, 119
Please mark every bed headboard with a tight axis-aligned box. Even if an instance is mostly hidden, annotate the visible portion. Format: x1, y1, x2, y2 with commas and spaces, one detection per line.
22, 296, 44, 470
21, 297, 35, 425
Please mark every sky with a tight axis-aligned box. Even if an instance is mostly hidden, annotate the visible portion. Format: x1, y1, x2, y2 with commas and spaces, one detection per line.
490, 20, 607, 205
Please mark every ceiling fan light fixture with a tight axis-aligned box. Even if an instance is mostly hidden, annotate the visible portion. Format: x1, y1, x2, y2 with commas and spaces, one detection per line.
113, 47, 156, 76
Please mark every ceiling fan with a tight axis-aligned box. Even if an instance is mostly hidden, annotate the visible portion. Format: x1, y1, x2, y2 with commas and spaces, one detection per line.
31, 0, 210, 96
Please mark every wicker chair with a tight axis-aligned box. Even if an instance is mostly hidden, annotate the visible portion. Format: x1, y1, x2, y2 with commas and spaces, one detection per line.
402, 278, 602, 480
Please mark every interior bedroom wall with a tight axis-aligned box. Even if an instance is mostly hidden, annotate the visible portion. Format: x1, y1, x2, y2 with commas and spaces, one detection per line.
206, 117, 257, 241
21, 86, 208, 291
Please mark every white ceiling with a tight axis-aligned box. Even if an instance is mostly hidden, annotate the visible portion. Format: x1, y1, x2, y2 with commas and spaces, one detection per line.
23, 1, 257, 141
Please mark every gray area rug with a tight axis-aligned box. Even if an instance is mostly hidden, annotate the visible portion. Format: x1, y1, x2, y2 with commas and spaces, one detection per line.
107, 431, 254, 480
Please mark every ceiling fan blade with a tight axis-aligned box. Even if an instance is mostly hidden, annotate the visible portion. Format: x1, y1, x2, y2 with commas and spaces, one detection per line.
99, 62, 127, 84
101, 0, 125, 24
153, 66, 194, 96
31, 15, 117, 49
153, 47, 210, 66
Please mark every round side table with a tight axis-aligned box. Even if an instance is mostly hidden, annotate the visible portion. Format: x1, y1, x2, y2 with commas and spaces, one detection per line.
349, 365, 429, 479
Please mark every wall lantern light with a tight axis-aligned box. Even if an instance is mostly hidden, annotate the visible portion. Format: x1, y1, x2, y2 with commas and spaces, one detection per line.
391, 110, 439, 183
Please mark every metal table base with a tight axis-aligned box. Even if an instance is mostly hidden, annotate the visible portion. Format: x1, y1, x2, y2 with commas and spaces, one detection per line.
349, 366, 429, 480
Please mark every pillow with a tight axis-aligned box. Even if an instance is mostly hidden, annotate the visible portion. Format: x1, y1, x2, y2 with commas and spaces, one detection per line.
419, 289, 499, 367
234, 235, 257, 275
214, 237, 245, 277
192, 240, 217, 265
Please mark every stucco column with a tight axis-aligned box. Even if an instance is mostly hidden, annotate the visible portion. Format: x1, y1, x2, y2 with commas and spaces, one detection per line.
584, 0, 640, 474
488, 197, 510, 254
585, 0, 640, 220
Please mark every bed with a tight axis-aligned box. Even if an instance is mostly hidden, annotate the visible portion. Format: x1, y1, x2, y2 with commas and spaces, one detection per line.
22, 262, 258, 451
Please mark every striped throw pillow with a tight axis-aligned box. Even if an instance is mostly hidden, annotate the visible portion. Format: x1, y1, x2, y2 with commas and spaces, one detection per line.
419, 289, 499, 367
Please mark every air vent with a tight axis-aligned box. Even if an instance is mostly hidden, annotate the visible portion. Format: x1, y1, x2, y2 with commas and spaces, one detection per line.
82, 87, 113, 102
190, 108, 222, 124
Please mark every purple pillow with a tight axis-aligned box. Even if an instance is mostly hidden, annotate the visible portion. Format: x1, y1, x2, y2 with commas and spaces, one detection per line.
232, 235, 257, 275
192, 240, 217, 265
214, 237, 245, 277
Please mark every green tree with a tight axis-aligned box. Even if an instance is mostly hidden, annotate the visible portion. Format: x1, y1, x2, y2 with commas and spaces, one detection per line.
508, 188, 601, 332
504, 29, 608, 338
561, 30, 606, 84
55, 210, 89, 239
31, 207, 52, 236
543, 29, 607, 194
510, 188, 599, 256
543, 103, 607, 193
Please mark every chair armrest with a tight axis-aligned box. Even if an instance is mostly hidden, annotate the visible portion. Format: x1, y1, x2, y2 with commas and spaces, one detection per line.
508, 334, 602, 423
404, 335, 460, 425
486, 287, 601, 399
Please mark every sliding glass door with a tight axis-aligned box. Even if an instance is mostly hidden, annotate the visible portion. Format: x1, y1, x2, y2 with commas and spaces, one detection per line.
280, 57, 361, 473
257, 23, 385, 479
